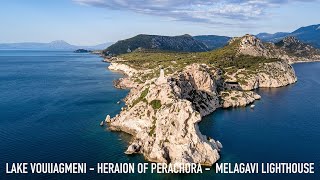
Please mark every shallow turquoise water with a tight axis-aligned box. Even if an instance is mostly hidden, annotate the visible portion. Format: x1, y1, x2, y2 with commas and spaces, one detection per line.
0, 51, 319, 179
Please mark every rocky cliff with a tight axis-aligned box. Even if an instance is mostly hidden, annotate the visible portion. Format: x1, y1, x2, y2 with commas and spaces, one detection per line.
224, 61, 297, 91
221, 91, 261, 108
231, 34, 320, 64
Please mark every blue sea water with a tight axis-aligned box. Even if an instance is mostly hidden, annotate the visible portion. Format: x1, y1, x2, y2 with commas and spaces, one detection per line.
0, 50, 319, 180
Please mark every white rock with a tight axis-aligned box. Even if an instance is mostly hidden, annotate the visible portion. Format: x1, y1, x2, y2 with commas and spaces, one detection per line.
108, 62, 138, 77
105, 115, 111, 123
216, 141, 223, 149
221, 90, 261, 108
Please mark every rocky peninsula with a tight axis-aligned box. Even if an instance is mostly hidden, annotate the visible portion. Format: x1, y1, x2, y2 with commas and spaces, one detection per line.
103, 35, 319, 166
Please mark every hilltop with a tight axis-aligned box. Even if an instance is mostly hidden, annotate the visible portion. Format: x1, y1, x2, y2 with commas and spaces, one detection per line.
103, 34, 209, 56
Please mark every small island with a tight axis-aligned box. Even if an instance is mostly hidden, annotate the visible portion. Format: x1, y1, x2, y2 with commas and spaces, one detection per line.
74, 49, 91, 53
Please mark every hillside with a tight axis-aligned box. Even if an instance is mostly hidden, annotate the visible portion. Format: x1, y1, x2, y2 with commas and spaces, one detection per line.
112, 35, 280, 81
275, 36, 320, 58
229, 34, 320, 63
109, 34, 320, 84
193, 35, 231, 50
103, 34, 209, 55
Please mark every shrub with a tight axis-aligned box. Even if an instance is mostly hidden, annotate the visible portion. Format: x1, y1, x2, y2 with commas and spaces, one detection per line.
150, 100, 162, 110
132, 87, 149, 107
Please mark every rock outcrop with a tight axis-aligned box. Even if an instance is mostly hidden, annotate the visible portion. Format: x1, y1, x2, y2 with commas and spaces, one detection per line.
171, 64, 220, 116
235, 34, 273, 57
108, 62, 139, 89
226, 61, 297, 91
221, 91, 261, 108
275, 36, 320, 63
108, 62, 138, 77
230, 34, 320, 64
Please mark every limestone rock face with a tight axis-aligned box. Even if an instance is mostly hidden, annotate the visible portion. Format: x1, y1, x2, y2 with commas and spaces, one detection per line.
108, 63, 140, 89
146, 100, 220, 165
182, 64, 217, 93
236, 61, 297, 90
113, 77, 138, 89
171, 64, 220, 116
236, 34, 273, 57
108, 62, 138, 77
231, 34, 320, 64
221, 91, 261, 108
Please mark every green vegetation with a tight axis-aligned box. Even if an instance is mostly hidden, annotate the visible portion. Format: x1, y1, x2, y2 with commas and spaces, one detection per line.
221, 92, 230, 97
150, 100, 162, 110
113, 38, 280, 84
231, 97, 238, 101
149, 124, 156, 136
132, 87, 149, 107
149, 117, 157, 136
237, 78, 249, 85
119, 39, 279, 71
104, 34, 208, 55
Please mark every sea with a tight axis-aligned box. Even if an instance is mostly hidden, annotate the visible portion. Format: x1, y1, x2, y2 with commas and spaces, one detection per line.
0, 50, 319, 180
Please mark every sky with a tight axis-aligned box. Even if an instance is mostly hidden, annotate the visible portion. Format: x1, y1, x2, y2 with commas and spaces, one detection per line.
0, 0, 319, 45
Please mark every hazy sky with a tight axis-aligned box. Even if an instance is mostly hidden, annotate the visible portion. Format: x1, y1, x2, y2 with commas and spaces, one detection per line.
1, 0, 319, 45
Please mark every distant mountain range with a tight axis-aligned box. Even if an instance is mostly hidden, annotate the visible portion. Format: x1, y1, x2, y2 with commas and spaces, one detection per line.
2, 24, 319, 52
0, 40, 113, 50
104, 34, 209, 55
256, 24, 320, 48
103, 24, 320, 56
194, 24, 320, 51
